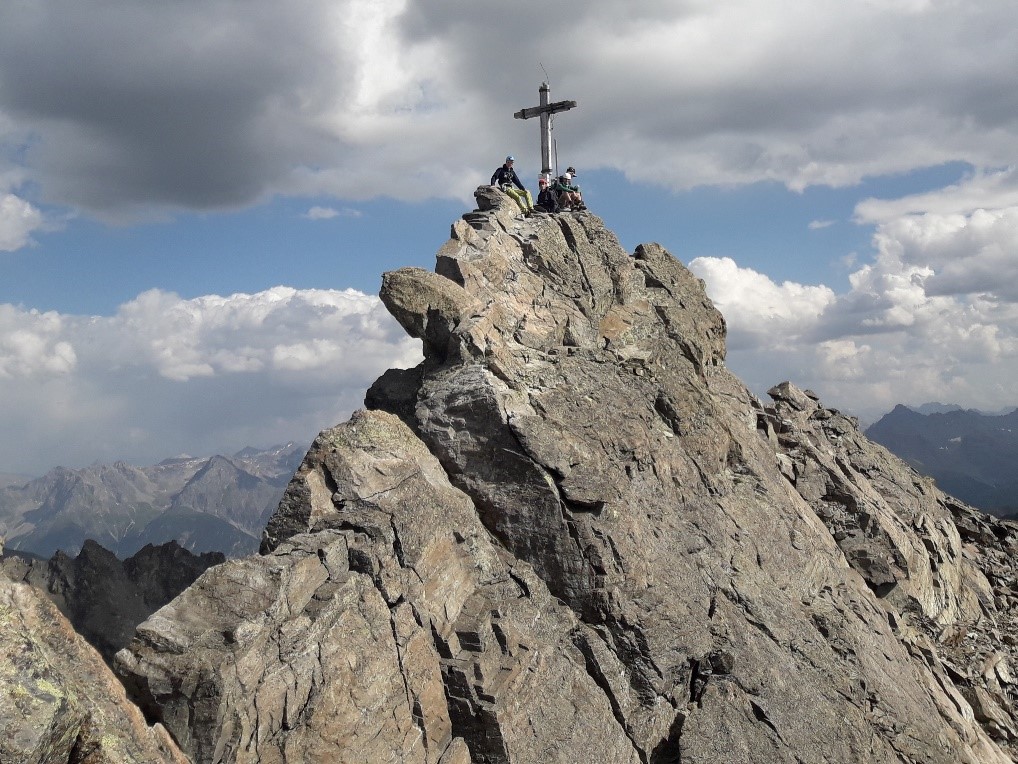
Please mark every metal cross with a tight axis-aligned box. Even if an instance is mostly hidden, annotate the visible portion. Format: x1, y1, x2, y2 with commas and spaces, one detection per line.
514, 83, 577, 175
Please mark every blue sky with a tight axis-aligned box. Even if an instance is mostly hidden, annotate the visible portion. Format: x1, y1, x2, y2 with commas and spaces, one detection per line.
6, 163, 968, 313
2, 1, 1018, 475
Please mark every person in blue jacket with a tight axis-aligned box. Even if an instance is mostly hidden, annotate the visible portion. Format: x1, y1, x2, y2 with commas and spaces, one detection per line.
490, 155, 534, 215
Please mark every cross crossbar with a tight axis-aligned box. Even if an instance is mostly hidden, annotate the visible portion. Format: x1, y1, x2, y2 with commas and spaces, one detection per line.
513, 83, 578, 175
513, 100, 576, 121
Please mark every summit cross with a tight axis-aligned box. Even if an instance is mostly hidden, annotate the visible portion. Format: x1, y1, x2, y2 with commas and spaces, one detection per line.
514, 83, 577, 176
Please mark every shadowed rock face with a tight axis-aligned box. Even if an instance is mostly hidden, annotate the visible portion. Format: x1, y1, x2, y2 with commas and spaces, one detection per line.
118, 190, 1018, 762
1, 540, 224, 663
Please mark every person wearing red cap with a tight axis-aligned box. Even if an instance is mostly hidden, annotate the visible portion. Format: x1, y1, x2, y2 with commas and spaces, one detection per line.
535, 175, 559, 213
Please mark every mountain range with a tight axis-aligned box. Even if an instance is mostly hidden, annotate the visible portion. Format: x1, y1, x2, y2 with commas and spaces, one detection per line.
0, 443, 304, 558
867, 404, 1018, 514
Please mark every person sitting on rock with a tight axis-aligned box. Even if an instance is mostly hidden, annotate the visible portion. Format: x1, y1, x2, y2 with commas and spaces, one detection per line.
535, 176, 559, 213
490, 155, 534, 215
554, 172, 584, 211
558, 166, 586, 210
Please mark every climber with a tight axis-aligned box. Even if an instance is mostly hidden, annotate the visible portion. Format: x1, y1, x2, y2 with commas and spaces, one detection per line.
554, 171, 584, 211
535, 176, 559, 213
490, 155, 534, 215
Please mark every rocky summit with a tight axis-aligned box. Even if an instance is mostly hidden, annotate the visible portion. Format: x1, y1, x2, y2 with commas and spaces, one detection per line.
83, 190, 1018, 762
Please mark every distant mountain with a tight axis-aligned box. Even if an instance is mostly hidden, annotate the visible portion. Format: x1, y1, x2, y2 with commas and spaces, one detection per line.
913, 402, 964, 415
866, 405, 1018, 514
0, 443, 305, 558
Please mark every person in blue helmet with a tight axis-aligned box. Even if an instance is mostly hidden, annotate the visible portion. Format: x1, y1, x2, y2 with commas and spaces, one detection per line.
490, 155, 534, 215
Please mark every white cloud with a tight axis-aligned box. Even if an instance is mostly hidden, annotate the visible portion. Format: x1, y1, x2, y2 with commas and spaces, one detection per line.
693, 170, 1018, 420
808, 219, 835, 230
302, 205, 361, 220
304, 206, 339, 220
854, 167, 1018, 224
0, 307, 76, 377
0, 193, 44, 251
688, 257, 835, 351
0, 287, 421, 474
855, 170, 1018, 301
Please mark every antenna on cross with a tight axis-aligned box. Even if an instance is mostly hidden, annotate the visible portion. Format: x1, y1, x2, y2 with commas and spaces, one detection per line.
514, 83, 577, 176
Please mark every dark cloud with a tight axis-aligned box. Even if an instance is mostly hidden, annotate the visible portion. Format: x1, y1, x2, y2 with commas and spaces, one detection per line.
0, 0, 344, 212
3, 1, 1018, 215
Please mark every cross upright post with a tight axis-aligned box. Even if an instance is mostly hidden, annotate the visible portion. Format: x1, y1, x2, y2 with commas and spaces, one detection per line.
514, 83, 577, 176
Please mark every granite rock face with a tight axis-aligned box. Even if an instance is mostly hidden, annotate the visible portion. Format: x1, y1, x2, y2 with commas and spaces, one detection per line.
120, 410, 636, 763
762, 381, 1018, 759
119, 190, 1018, 762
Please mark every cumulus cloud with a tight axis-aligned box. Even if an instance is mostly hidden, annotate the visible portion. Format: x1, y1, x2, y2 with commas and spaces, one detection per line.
0, 287, 421, 474
0, 193, 44, 251
687, 257, 835, 351
855, 168, 1018, 223
692, 169, 1018, 420
852, 169, 1018, 301
0, 306, 76, 377
2, 0, 1017, 221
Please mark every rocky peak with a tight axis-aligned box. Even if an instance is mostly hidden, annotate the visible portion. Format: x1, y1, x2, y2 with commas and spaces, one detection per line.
119, 192, 1018, 763
378, 187, 725, 380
